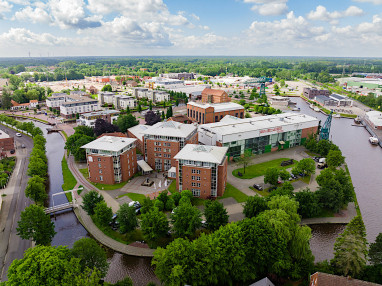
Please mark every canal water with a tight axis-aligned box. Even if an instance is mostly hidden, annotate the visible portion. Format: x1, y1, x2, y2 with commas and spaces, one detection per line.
291, 97, 382, 261
30, 121, 158, 286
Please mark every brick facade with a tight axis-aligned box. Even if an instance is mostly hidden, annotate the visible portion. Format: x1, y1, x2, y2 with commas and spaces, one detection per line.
201, 88, 230, 103
0, 137, 14, 151
187, 103, 244, 124
127, 130, 143, 153
301, 126, 318, 138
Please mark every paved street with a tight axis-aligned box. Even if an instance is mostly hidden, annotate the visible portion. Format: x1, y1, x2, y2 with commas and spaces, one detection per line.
0, 125, 33, 282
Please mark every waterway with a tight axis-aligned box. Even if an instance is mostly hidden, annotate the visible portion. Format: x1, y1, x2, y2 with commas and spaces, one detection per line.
29, 121, 158, 286
291, 97, 382, 261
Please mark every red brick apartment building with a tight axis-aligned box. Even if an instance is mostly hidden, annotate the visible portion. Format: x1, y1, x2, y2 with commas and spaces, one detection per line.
201, 88, 230, 103
127, 124, 150, 153
0, 131, 14, 151
142, 121, 198, 171
174, 144, 228, 199
187, 101, 245, 124
81, 136, 137, 185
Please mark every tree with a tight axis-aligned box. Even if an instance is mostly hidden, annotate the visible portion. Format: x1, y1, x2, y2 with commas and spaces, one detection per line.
327, 149, 345, 168
270, 181, 294, 198
6, 245, 102, 286
369, 233, 382, 265
137, 104, 142, 112
264, 167, 279, 186
111, 276, 133, 286
140, 197, 154, 214
295, 189, 320, 218
28, 157, 48, 178
1, 88, 12, 109
292, 158, 316, 176
204, 200, 228, 231
71, 237, 109, 278
141, 207, 169, 241
235, 149, 252, 174
16, 205, 56, 245
243, 196, 268, 218
25, 175, 47, 204
149, 101, 152, 110
101, 84, 112, 92
82, 190, 104, 215
332, 216, 367, 277
166, 106, 173, 119
115, 114, 139, 133
171, 201, 202, 237
145, 110, 161, 126
94, 201, 113, 227
94, 118, 119, 137
65, 133, 94, 161
74, 125, 94, 137
279, 169, 290, 181
117, 204, 138, 233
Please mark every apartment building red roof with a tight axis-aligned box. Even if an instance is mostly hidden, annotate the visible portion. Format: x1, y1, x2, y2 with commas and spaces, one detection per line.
310, 272, 381, 286
201, 88, 226, 96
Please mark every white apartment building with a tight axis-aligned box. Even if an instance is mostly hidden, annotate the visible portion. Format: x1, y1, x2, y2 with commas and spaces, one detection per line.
98, 92, 137, 110
77, 110, 120, 127
46, 93, 67, 108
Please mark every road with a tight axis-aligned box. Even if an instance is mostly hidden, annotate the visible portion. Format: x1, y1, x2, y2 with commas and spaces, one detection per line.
0, 125, 33, 282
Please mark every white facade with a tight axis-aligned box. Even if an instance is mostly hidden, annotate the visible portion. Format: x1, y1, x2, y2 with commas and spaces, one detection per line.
77, 110, 119, 127
148, 91, 170, 103
60, 99, 99, 117
98, 92, 137, 109
46, 93, 67, 108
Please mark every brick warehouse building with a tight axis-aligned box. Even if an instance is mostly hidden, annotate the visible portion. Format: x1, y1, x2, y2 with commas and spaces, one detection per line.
81, 136, 137, 185
142, 121, 198, 171
187, 101, 245, 124
174, 144, 228, 198
198, 113, 319, 158
201, 88, 230, 103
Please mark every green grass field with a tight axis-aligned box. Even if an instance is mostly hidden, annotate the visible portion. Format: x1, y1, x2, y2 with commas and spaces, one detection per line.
249, 186, 270, 197
220, 183, 248, 203
232, 158, 295, 179
61, 156, 77, 202
117, 193, 146, 204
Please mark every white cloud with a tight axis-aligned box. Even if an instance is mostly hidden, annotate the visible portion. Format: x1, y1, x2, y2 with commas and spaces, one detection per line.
13, 6, 51, 23
87, 0, 166, 16
307, 5, 364, 23
8, 0, 29, 4
353, 0, 382, 4
0, 0, 12, 12
0, 28, 68, 46
244, 0, 288, 16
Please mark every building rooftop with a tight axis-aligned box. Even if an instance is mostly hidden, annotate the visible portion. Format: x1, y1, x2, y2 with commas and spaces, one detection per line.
202, 88, 226, 96
310, 272, 380, 286
0, 131, 10, 139
200, 112, 319, 137
188, 101, 244, 112
174, 144, 228, 164
128, 124, 150, 141
329, 93, 349, 100
366, 111, 382, 127
143, 121, 197, 138
80, 110, 119, 118
81, 136, 136, 152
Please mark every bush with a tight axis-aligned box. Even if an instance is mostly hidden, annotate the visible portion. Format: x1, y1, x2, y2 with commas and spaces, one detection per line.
82, 190, 104, 215
93, 201, 112, 227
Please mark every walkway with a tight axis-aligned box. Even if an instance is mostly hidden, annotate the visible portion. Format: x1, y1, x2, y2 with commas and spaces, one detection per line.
74, 197, 154, 257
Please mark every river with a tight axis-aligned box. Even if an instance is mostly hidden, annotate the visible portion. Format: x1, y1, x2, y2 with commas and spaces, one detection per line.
29, 121, 158, 286
290, 97, 382, 261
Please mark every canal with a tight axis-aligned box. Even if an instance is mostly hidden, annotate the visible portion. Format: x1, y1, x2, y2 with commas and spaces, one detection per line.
30, 121, 158, 285
291, 97, 382, 261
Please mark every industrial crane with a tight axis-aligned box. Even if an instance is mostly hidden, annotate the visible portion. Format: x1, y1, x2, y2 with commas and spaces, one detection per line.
319, 110, 333, 141
244, 77, 272, 97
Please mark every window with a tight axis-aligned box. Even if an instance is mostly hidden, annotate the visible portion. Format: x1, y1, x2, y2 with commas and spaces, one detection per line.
154, 142, 161, 146
99, 175, 103, 181
154, 147, 161, 151
215, 116, 218, 122
191, 182, 201, 187
98, 158, 101, 162
192, 169, 201, 174
99, 169, 102, 174
98, 163, 101, 168
192, 189, 200, 197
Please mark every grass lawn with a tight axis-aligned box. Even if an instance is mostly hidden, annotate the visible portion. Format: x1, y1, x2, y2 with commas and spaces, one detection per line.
167, 180, 177, 194
249, 186, 270, 197
232, 158, 294, 179
61, 156, 77, 202
305, 151, 319, 157
220, 183, 248, 203
117, 193, 146, 204
79, 167, 128, 190
300, 174, 311, 184
61, 130, 68, 140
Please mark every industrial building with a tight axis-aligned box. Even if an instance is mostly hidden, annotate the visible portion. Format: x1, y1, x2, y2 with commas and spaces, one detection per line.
77, 110, 119, 127
174, 144, 228, 199
364, 111, 382, 130
303, 87, 330, 99
313, 93, 353, 107
81, 136, 137, 185
198, 113, 319, 157
201, 88, 230, 103
187, 101, 245, 124
141, 121, 198, 171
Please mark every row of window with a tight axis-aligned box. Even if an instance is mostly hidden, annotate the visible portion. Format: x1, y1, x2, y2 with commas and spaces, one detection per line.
191, 176, 201, 181
191, 169, 201, 174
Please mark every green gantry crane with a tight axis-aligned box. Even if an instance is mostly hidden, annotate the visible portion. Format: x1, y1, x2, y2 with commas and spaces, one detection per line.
244, 77, 271, 97
319, 110, 333, 141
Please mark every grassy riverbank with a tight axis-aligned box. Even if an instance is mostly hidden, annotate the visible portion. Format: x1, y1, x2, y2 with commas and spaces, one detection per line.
61, 156, 77, 202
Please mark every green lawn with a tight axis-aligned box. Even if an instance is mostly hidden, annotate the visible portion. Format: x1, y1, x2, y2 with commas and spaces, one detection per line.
79, 168, 128, 190
232, 158, 295, 179
117, 193, 146, 204
305, 151, 319, 157
61, 130, 68, 140
61, 156, 77, 202
300, 174, 311, 184
220, 183, 248, 203
249, 186, 270, 197
167, 180, 177, 194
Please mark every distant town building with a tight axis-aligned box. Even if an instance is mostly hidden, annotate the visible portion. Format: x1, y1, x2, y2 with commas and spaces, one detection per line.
10, 99, 38, 110
365, 111, 382, 130
174, 144, 228, 198
77, 110, 120, 127
98, 92, 137, 109
131, 88, 170, 103
310, 272, 380, 286
187, 101, 245, 124
142, 121, 198, 171
70, 91, 89, 97
161, 73, 195, 80
198, 113, 319, 158
201, 88, 230, 103
0, 130, 14, 151
303, 87, 330, 99
81, 136, 137, 185
312, 93, 353, 107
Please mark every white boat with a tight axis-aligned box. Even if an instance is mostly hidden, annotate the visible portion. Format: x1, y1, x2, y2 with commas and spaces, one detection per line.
292, 107, 300, 111
313, 106, 320, 112
369, 136, 379, 145
354, 117, 362, 124
309, 104, 315, 109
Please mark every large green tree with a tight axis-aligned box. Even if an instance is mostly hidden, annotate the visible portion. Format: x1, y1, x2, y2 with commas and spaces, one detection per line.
204, 200, 228, 231
117, 204, 138, 234
94, 201, 113, 227
243, 196, 268, 218
292, 158, 316, 176
27, 157, 48, 178
264, 167, 279, 186
16, 205, 56, 245
71, 237, 109, 278
369, 233, 382, 265
171, 201, 202, 237
141, 207, 169, 241
25, 175, 47, 204
115, 114, 139, 133
82, 190, 104, 215
74, 125, 95, 137
326, 149, 345, 169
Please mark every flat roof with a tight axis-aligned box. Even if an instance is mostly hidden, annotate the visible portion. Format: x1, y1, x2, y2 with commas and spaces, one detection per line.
366, 111, 382, 127
174, 144, 228, 164
199, 112, 319, 137
0, 131, 10, 139
81, 136, 136, 152
329, 93, 350, 101
128, 124, 150, 141
143, 121, 197, 138
81, 110, 119, 118
188, 101, 244, 112
137, 160, 153, 172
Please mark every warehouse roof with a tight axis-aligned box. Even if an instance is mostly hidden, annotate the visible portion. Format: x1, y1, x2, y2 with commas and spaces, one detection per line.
128, 124, 150, 141
143, 121, 197, 138
174, 144, 228, 164
366, 111, 382, 127
81, 136, 136, 152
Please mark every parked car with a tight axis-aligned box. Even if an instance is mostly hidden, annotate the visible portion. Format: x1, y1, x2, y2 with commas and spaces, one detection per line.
313, 156, 320, 162
10, 150, 15, 154
21, 144, 25, 148
128, 201, 141, 209
15, 133, 21, 137
277, 180, 282, 184
280, 159, 294, 166
290, 174, 298, 180
252, 184, 263, 191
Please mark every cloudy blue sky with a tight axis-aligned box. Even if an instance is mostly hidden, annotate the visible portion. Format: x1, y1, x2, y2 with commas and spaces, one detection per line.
0, 0, 381, 57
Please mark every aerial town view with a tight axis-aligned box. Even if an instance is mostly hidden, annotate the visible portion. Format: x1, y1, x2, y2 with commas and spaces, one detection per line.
1, 0, 382, 285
